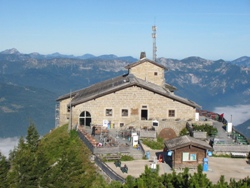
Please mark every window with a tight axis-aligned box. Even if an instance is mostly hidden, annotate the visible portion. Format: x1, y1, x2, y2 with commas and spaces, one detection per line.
142, 105, 147, 109
190, 154, 197, 161
121, 109, 128, 117
168, 110, 175, 117
67, 106, 70, 112
182, 152, 197, 161
120, 123, 124, 128
154, 72, 158, 76
106, 109, 113, 116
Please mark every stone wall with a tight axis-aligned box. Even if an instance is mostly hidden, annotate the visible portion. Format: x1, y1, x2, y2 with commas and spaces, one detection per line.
139, 130, 156, 138
58, 98, 71, 126
129, 61, 165, 87
213, 145, 250, 155
65, 86, 196, 130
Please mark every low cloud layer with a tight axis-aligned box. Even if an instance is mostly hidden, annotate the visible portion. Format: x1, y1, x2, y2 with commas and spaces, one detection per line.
0, 137, 19, 157
213, 104, 250, 126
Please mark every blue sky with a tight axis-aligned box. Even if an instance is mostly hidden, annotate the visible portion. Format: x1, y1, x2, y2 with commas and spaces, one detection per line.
1, 0, 249, 60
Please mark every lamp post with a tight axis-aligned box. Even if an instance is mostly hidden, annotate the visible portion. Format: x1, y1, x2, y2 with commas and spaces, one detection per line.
68, 90, 72, 132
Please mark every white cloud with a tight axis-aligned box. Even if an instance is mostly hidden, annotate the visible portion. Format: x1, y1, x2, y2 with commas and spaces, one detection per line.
213, 104, 250, 126
0, 137, 19, 158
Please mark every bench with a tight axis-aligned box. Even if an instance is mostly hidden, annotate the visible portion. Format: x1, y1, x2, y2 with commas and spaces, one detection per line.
105, 155, 121, 161
231, 152, 247, 158
114, 159, 121, 167
121, 165, 128, 173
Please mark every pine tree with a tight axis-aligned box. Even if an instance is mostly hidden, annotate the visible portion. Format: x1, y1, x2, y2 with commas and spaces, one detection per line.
108, 181, 123, 188
8, 123, 42, 188
188, 164, 213, 188
213, 175, 229, 188
160, 173, 174, 188
26, 122, 40, 152
137, 165, 163, 188
124, 175, 136, 188
0, 152, 10, 188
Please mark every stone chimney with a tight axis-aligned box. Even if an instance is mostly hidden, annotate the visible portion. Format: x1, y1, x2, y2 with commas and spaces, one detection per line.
140, 52, 146, 59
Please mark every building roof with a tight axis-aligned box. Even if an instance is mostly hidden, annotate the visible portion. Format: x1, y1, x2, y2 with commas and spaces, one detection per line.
57, 74, 201, 109
165, 83, 177, 92
164, 135, 213, 151
124, 57, 168, 70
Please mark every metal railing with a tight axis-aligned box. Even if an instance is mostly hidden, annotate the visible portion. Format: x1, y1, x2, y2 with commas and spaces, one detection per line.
78, 130, 125, 183
94, 156, 125, 183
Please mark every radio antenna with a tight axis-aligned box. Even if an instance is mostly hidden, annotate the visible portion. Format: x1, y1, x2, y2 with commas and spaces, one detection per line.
152, 25, 157, 61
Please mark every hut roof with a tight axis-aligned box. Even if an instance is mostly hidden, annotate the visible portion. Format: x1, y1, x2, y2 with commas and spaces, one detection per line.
164, 135, 213, 151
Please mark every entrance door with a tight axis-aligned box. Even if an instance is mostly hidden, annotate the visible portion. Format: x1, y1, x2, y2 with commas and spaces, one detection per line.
79, 111, 91, 126
141, 109, 148, 120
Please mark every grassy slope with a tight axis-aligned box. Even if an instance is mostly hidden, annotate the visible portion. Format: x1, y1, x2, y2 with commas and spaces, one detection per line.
39, 124, 107, 187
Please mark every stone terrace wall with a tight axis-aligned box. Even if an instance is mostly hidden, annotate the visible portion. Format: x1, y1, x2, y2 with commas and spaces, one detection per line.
213, 145, 250, 155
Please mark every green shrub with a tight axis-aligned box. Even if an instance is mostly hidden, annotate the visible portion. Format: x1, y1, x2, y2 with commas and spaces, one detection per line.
141, 137, 164, 150
121, 155, 134, 161
179, 127, 190, 136
192, 123, 218, 136
212, 154, 231, 158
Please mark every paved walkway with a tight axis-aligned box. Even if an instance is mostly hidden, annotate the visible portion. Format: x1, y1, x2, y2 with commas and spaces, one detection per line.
106, 157, 250, 183
212, 120, 235, 144
106, 142, 172, 178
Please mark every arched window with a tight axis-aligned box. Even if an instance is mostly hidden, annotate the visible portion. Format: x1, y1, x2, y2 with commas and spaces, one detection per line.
79, 111, 91, 126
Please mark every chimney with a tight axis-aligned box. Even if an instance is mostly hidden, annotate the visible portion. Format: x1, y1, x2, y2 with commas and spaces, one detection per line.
140, 52, 146, 59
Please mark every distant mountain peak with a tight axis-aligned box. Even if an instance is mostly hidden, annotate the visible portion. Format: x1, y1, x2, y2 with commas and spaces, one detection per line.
181, 56, 205, 61
29, 52, 40, 55
231, 56, 250, 67
79, 53, 96, 59
49, 52, 63, 56
97, 54, 118, 60
0, 48, 20, 54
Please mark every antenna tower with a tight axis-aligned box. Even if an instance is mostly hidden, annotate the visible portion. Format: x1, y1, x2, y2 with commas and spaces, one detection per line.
152, 25, 157, 61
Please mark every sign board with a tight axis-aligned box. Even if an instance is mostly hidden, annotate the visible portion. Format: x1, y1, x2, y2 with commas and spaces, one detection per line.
103, 119, 109, 128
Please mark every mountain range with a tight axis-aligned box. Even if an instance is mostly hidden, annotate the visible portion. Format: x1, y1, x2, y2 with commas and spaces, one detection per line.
0, 48, 250, 138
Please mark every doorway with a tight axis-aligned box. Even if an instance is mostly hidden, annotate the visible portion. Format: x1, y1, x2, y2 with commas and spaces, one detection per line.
141, 109, 148, 120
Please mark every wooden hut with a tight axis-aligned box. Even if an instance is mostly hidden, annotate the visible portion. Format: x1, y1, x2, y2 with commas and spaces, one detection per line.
164, 135, 213, 169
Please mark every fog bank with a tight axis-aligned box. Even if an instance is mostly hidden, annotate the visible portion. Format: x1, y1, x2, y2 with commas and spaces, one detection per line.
0, 137, 19, 157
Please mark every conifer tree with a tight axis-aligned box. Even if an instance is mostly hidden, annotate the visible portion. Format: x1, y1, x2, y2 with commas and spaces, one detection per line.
137, 165, 163, 188
160, 173, 174, 188
214, 175, 228, 188
188, 164, 213, 188
0, 152, 10, 188
108, 180, 123, 188
8, 123, 42, 188
124, 175, 136, 188
137, 178, 145, 188
26, 122, 40, 152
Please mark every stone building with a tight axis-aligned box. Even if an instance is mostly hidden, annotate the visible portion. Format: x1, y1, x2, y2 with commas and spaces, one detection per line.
56, 53, 201, 138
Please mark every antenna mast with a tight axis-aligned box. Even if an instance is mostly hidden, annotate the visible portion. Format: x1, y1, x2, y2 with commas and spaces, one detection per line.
152, 25, 157, 61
